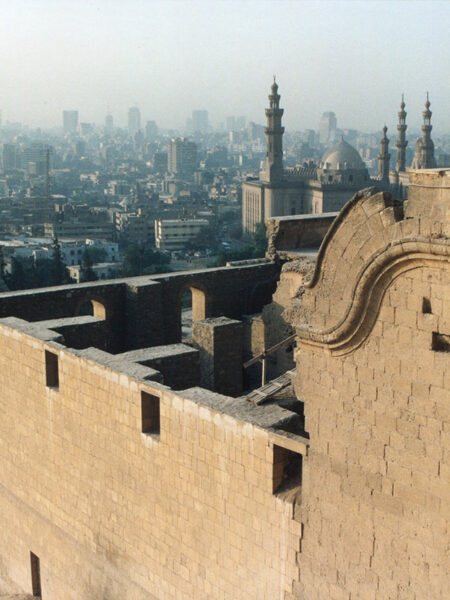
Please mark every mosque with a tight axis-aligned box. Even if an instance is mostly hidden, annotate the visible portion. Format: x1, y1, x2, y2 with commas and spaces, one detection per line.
242, 81, 438, 233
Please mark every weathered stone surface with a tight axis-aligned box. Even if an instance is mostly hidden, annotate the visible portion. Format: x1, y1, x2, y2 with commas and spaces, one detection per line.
192, 317, 243, 396
286, 170, 450, 600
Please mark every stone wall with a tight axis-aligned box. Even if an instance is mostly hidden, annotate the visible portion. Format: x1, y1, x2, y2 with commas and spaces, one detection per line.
193, 317, 243, 396
0, 319, 306, 599
0, 262, 280, 354
266, 212, 338, 259
289, 176, 449, 599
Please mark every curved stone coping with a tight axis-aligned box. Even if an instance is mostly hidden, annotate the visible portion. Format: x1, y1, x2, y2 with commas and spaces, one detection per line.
306, 186, 389, 289
296, 240, 450, 355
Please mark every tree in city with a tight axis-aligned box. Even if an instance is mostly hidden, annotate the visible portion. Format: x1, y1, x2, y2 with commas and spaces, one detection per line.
50, 236, 69, 285
80, 249, 98, 282
122, 242, 171, 277
252, 222, 267, 257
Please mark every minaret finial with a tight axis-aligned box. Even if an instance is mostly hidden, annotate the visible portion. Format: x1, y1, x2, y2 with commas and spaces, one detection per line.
273, 74, 276, 83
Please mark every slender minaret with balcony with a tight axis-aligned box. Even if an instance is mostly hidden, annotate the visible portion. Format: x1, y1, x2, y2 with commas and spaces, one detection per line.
396, 95, 407, 172
261, 77, 285, 183
378, 125, 391, 181
412, 94, 437, 169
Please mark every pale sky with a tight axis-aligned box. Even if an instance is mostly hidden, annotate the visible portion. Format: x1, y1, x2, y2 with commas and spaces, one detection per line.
1, 0, 449, 133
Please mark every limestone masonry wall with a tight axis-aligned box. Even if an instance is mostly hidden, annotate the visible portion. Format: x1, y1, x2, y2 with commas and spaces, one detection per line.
289, 174, 449, 599
0, 322, 304, 599
294, 267, 449, 599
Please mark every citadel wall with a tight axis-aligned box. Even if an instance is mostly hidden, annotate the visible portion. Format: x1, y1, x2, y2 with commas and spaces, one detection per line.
290, 172, 449, 599
0, 320, 306, 599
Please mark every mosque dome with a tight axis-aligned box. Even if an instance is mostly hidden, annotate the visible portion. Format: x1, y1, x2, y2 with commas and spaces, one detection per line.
321, 138, 365, 170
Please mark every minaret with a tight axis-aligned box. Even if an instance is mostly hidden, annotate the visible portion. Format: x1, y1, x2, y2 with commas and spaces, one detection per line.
396, 95, 407, 172
378, 125, 390, 181
261, 77, 285, 183
419, 93, 436, 168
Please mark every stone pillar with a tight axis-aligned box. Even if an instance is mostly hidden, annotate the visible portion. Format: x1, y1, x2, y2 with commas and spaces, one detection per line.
192, 317, 243, 397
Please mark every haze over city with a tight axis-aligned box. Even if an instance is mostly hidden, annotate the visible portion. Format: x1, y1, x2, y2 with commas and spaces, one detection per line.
1, 0, 449, 132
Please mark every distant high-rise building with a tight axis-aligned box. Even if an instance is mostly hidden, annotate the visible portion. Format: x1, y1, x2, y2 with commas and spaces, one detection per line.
145, 120, 158, 141
2, 144, 16, 172
319, 112, 337, 144
63, 110, 78, 133
192, 110, 208, 134
247, 121, 265, 142
80, 123, 93, 136
168, 138, 198, 175
128, 107, 141, 135
105, 114, 114, 133
226, 116, 246, 131
22, 143, 53, 176
226, 116, 235, 131
235, 116, 246, 130
154, 151, 168, 174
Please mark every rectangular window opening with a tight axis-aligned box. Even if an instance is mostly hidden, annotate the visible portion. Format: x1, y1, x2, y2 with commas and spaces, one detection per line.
432, 332, 450, 352
30, 552, 41, 597
141, 391, 160, 435
422, 297, 432, 314
273, 444, 303, 496
45, 350, 59, 388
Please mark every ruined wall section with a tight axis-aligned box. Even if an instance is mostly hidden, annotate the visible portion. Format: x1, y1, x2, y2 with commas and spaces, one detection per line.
0, 322, 303, 600
0, 262, 280, 354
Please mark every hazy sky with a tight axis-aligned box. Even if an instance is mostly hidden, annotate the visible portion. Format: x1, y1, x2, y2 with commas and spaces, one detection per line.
1, 0, 449, 133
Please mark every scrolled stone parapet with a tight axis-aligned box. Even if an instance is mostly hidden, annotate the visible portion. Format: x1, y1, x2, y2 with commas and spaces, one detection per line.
290, 185, 450, 355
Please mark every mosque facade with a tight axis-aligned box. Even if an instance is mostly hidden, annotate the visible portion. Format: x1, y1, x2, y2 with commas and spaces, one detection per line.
243, 83, 437, 233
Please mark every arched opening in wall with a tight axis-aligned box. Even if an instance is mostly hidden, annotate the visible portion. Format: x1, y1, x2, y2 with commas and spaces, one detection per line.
77, 299, 106, 319
180, 286, 206, 339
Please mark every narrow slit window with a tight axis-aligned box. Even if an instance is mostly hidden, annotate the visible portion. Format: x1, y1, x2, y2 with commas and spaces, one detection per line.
422, 297, 432, 314
141, 391, 160, 435
45, 350, 59, 388
30, 552, 41, 597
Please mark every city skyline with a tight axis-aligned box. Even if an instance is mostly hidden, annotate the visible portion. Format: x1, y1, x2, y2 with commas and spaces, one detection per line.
0, 0, 449, 132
